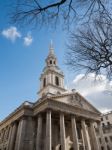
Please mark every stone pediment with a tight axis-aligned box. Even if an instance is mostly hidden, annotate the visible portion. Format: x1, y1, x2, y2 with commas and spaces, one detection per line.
52, 92, 100, 114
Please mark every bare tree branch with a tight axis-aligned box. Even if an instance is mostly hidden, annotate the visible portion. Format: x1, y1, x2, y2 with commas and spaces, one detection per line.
10, 0, 110, 28
66, 13, 112, 80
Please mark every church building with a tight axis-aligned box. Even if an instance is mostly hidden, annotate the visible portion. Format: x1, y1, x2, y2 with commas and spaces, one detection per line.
0, 43, 101, 150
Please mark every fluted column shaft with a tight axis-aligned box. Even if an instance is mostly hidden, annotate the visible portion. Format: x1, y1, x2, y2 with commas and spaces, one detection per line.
8, 122, 18, 150
81, 120, 91, 150
89, 122, 100, 150
71, 116, 79, 150
60, 113, 66, 150
7, 126, 13, 149
81, 129, 86, 150
2, 129, 5, 142
46, 110, 52, 150
15, 117, 27, 150
36, 114, 42, 150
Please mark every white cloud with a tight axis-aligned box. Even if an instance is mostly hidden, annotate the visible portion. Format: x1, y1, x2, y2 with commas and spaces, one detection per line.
99, 108, 112, 114
24, 33, 33, 46
69, 73, 112, 113
2, 26, 21, 42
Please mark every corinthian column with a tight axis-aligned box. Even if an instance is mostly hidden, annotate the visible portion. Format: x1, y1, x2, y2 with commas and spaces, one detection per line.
15, 117, 27, 150
7, 126, 12, 149
46, 110, 52, 150
71, 115, 79, 150
89, 122, 100, 150
60, 113, 66, 150
36, 114, 42, 150
8, 122, 18, 150
81, 120, 91, 150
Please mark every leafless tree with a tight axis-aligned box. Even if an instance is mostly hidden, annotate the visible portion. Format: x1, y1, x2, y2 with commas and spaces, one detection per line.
66, 14, 112, 80
11, 0, 108, 28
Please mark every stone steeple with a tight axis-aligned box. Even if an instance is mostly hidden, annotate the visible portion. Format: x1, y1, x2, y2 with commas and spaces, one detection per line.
46, 41, 57, 67
38, 42, 66, 98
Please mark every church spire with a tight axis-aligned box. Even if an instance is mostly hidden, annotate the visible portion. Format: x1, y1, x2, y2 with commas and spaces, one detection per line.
38, 43, 66, 98
49, 40, 54, 55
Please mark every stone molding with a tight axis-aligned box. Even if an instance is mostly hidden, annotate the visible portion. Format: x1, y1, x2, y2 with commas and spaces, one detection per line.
34, 99, 101, 122
0, 97, 100, 130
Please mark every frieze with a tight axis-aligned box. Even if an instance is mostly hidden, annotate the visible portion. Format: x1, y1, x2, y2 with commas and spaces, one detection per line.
70, 94, 83, 107
33, 98, 100, 121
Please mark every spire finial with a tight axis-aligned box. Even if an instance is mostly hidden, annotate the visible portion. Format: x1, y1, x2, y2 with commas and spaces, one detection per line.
49, 40, 54, 55
50, 39, 53, 48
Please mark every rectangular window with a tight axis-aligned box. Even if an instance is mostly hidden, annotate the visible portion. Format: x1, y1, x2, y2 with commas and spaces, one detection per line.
102, 123, 105, 126
110, 136, 112, 142
101, 117, 103, 121
106, 116, 108, 120
105, 137, 108, 143
107, 122, 110, 126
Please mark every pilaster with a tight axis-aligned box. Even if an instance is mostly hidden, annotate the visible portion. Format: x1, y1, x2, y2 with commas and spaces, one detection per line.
60, 113, 66, 150
36, 114, 42, 150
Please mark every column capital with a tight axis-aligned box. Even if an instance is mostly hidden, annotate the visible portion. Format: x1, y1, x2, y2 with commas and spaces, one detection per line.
36, 113, 42, 119
19, 116, 28, 121
10, 121, 18, 127
71, 114, 77, 118
60, 112, 65, 116
81, 119, 86, 123
90, 120, 95, 123
46, 109, 52, 113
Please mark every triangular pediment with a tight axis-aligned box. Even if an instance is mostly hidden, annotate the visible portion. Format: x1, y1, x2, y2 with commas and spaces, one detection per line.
52, 92, 100, 114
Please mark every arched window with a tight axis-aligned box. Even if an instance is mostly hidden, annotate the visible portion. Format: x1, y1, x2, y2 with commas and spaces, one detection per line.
55, 76, 59, 86
43, 78, 46, 87
50, 60, 52, 64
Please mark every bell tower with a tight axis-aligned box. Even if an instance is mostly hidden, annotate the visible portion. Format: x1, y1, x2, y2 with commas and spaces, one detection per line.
38, 42, 66, 98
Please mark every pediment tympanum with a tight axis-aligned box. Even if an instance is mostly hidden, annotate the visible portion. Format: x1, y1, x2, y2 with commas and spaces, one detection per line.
52, 92, 100, 114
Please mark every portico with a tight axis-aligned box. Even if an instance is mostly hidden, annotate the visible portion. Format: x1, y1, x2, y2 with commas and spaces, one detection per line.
34, 97, 101, 150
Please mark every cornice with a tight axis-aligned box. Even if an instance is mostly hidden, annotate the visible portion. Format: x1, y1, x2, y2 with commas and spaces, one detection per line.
40, 69, 64, 79
0, 93, 101, 130
33, 98, 101, 122
0, 102, 33, 130
38, 84, 66, 94
49, 92, 101, 114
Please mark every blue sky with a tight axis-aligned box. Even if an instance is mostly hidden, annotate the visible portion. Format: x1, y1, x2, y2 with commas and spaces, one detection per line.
0, 0, 112, 121
0, 0, 72, 120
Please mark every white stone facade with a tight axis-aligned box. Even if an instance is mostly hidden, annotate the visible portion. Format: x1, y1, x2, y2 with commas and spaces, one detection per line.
0, 43, 101, 150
